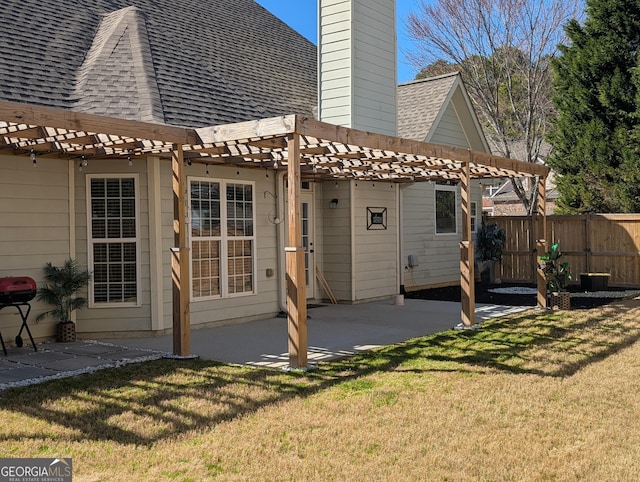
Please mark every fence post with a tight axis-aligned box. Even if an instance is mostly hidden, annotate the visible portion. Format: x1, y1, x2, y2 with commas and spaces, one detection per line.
585, 213, 592, 274
536, 176, 548, 308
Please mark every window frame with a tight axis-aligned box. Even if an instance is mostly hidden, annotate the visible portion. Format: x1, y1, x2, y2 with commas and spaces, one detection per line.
471, 201, 478, 233
188, 177, 257, 301
86, 174, 142, 308
434, 184, 458, 235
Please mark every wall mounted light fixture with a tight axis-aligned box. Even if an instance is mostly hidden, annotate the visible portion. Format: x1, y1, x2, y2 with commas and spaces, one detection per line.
329, 198, 339, 209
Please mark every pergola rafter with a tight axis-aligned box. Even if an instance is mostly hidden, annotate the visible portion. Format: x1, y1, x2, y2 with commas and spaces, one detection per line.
0, 100, 549, 368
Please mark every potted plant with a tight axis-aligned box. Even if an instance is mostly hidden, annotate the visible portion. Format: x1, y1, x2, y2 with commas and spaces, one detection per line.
475, 220, 506, 284
539, 242, 572, 310
36, 259, 91, 342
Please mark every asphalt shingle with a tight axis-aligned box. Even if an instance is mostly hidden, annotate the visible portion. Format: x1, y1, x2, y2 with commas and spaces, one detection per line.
397, 72, 459, 141
0, 0, 318, 128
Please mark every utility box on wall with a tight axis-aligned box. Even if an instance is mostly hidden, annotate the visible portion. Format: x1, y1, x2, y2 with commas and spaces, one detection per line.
408, 254, 419, 267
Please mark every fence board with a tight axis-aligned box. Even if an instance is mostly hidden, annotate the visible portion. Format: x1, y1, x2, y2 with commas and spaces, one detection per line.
488, 214, 640, 288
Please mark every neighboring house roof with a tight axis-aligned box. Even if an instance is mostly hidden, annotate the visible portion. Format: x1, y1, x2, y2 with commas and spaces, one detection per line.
489, 172, 559, 203
397, 72, 490, 153
0, 0, 317, 128
487, 138, 553, 163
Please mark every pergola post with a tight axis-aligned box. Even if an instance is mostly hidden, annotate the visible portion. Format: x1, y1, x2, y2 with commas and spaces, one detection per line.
285, 133, 308, 368
171, 144, 191, 356
460, 158, 475, 326
536, 175, 548, 309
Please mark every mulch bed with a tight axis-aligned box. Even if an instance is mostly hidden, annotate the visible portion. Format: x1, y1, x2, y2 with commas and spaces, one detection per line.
405, 282, 638, 309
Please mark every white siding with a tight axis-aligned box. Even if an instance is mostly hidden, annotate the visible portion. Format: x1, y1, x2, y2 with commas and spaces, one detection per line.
319, 0, 397, 135
319, 0, 352, 127
352, 0, 397, 135
401, 182, 483, 290
429, 104, 471, 148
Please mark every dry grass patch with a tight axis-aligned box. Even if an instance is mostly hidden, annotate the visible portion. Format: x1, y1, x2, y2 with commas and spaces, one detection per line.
1, 299, 640, 480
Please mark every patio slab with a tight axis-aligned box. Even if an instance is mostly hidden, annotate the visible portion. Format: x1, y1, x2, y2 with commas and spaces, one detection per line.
104, 299, 530, 369
0, 366, 58, 383
0, 299, 530, 390
0, 341, 165, 391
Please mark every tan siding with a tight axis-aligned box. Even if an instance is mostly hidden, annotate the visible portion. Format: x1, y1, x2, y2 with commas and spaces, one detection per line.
75, 159, 152, 333
353, 183, 397, 300
320, 182, 352, 301
0, 154, 71, 340
187, 165, 280, 326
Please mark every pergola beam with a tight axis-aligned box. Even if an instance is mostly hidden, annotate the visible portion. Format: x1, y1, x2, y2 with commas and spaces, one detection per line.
0, 104, 550, 364
0, 100, 199, 145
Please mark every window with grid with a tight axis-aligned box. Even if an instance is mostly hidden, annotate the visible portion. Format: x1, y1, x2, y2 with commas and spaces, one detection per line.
88, 176, 139, 305
435, 185, 458, 234
190, 179, 255, 299
471, 201, 478, 233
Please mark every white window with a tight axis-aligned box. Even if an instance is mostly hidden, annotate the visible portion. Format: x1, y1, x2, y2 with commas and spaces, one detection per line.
471, 201, 478, 233
189, 178, 255, 299
435, 185, 458, 234
87, 175, 140, 306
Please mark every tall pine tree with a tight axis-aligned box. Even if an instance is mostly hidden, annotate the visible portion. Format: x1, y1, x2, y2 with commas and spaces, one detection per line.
548, 0, 640, 213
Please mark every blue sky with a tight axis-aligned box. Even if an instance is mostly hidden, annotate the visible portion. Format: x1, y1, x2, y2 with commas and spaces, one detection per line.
255, 0, 421, 83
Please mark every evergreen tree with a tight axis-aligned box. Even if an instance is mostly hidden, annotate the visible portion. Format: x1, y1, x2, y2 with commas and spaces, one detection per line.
548, 0, 640, 213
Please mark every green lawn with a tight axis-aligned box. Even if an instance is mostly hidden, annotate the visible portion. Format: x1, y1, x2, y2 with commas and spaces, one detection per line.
2, 298, 640, 481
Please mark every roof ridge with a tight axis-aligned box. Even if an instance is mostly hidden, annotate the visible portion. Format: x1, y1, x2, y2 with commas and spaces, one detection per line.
398, 71, 460, 87
72, 6, 165, 123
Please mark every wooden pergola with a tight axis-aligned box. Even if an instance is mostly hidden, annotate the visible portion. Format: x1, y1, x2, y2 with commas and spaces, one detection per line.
1, 100, 549, 368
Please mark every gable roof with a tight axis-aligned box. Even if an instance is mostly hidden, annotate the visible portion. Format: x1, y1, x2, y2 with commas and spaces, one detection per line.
490, 172, 559, 202
0, 0, 317, 128
397, 72, 490, 152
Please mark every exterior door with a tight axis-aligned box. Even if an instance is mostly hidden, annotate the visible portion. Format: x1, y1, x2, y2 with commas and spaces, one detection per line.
301, 192, 315, 298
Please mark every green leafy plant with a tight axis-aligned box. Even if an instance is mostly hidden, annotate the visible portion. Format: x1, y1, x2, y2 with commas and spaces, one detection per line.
540, 242, 572, 292
36, 259, 91, 323
475, 220, 506, 262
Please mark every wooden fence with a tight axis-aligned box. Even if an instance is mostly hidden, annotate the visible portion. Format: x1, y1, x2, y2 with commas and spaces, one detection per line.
489, 214, 640, 288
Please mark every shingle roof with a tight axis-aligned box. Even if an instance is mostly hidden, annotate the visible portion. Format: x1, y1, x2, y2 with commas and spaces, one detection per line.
397, 72, 459, 141
0, 0, 318, 128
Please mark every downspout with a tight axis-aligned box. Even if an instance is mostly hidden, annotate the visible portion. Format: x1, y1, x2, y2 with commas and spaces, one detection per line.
68, 160, 76, 259
396, 182, 402, 294
276, 170, 287, 314
350, 180, 356, 301
68, 160, 76, 324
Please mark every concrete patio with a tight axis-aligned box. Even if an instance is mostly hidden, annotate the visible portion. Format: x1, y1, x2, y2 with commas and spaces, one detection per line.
0, 299, 530, 391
